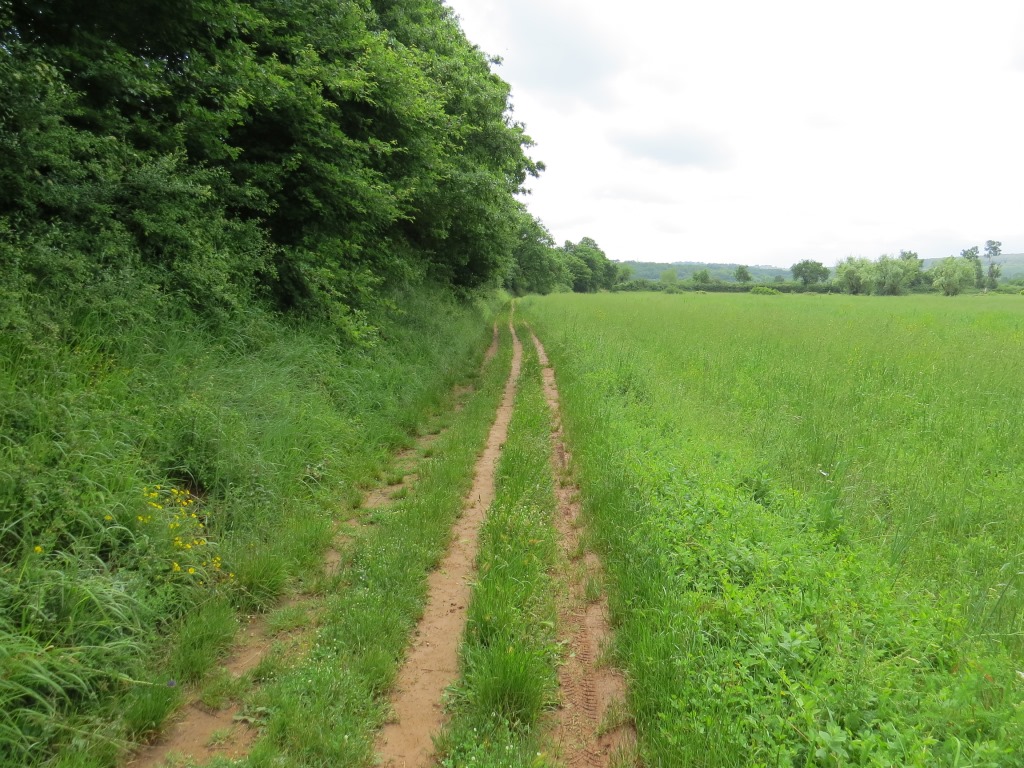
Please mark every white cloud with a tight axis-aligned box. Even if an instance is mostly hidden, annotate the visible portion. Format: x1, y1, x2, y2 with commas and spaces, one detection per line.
448, 0, 1024, 266
611, 127, 733, 170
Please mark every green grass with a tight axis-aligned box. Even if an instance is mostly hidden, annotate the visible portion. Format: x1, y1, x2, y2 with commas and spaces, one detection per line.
233, 318, 516, 767
523, 292, 1024, 767
436, 321, 561, 768
0, 287, 500, 765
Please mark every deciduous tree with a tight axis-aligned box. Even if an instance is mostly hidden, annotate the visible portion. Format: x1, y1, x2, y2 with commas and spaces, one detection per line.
930, 257, 975, 296
791, 260, 830, 286
984, 240, 1002, 291
961, 246, 984, 289
835, 257, 875, 295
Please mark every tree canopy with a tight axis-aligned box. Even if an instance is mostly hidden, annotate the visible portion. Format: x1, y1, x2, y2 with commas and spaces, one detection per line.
791, 260, 830, 286
1, 0, 540, 335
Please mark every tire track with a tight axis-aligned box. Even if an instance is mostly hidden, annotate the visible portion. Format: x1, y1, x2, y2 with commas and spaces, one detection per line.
530, 330, 636, 768
126, 337, 495, 768
375, 318, 522, 768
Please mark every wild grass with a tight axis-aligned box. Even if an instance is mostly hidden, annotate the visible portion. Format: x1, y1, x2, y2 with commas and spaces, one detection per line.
436, 322, 561, 767
233, 319, 515, 766
523, 292, 1024, 766
0, 287, 499, 765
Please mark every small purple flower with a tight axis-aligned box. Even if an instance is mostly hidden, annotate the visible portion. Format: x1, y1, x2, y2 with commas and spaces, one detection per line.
167, 679, 177, 688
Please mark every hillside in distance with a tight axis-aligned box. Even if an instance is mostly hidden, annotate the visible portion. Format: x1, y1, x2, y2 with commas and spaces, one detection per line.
618, 260, 791, 282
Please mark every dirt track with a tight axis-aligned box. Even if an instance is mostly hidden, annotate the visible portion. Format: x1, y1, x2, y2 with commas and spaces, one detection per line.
531, 331, 635, 768
126, 319, 632, 768
375, 320, 522, 766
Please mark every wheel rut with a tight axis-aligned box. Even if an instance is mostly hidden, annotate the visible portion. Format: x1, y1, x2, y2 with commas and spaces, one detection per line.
530, 331, 636, 768
375, 318, 522, 767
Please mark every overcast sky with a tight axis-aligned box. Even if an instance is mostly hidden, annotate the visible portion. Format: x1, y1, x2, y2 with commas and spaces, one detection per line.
444, 0, 1024, 267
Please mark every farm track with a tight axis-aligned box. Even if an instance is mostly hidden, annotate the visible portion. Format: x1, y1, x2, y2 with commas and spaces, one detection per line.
125, 322, 504, 768
530, 331, 636, 768
375, 318, 521, 766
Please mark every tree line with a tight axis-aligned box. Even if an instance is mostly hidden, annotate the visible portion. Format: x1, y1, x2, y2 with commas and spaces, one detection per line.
606, 242, 1016, 296
0, 0, 562, 338
790, 241, 1006, 296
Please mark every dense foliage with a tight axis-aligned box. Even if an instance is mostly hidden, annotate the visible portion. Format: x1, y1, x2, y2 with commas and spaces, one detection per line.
1, 0, 540, 334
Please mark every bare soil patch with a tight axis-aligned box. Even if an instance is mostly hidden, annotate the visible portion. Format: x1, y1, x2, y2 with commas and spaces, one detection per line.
530, 331, 636, 768
375, 321, 523, 768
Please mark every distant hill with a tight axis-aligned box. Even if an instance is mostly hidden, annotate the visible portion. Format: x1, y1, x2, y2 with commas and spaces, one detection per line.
618, 260, 791, 283
922, 253, 1024, 280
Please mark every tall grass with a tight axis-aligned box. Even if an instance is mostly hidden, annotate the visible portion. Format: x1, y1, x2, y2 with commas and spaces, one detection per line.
524, 293, 1024, 766
0, 287, 496, 765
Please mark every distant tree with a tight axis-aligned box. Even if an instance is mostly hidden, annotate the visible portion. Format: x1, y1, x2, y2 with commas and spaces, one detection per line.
835, 257, 876, 295
791, 260, 830, 286
504, 207, 567, 295
660, 268, 678, 290
691, 269, 712, 285
961, 246, 984, 288
984, 240, 1002, 291
561, 237, 616, 292
898, 250, 925, 290
930, 257, 975, 296
734, 265, 752, 283
873, 254, 920, 295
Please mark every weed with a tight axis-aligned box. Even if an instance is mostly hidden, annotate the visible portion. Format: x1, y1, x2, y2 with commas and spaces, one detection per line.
122, 677, 182, 738
207, 727, 233, 746
168, 598, 237, 684
584, 574, 602, 603
199, 667, 243, 710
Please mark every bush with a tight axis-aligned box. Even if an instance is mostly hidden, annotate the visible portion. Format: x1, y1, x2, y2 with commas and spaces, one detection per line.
750, 285, 781, 295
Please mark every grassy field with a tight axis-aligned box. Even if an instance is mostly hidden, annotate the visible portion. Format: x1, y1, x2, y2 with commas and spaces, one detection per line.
0, 288, 500, 765
523, 292, 1024, 766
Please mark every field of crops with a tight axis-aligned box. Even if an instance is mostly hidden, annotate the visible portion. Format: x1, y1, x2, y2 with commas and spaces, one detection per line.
523, 292, 1024, 766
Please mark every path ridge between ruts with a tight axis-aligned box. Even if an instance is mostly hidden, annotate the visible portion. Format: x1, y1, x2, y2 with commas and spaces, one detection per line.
530, 330, 635, 767
376, 317, 522, 767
